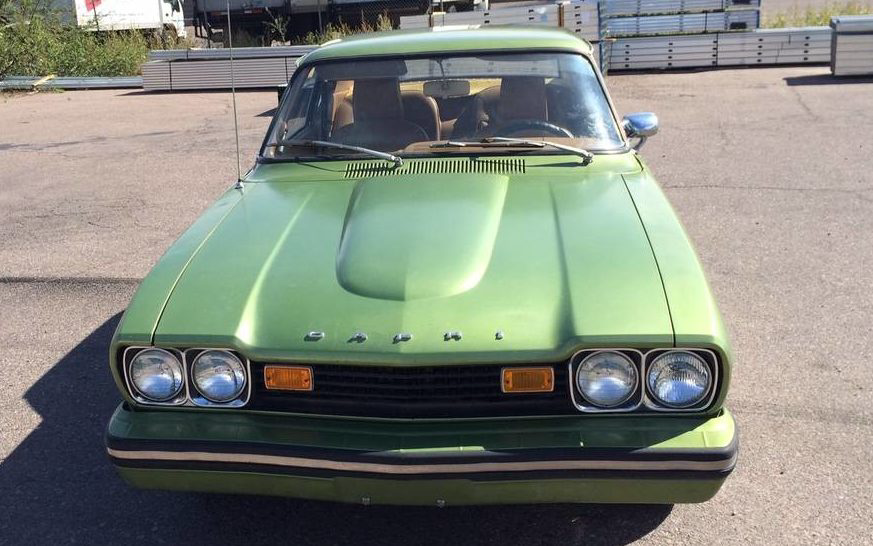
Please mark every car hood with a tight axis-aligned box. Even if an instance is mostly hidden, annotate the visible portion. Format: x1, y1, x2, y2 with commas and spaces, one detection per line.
152, 156, 673, 362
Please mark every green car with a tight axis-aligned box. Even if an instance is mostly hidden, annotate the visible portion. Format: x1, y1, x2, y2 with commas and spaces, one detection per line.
106, 26, 737, 505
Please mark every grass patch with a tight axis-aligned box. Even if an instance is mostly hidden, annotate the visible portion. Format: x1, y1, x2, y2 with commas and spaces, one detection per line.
0, 1, 191, 78
1, 20, 149, 78
764, 1, 873, 28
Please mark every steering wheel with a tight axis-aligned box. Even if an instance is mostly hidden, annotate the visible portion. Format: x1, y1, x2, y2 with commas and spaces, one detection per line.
494, 119, 573, 138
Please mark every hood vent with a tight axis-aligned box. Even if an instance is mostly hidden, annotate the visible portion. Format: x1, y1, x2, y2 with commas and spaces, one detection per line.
345, 158, 526, 178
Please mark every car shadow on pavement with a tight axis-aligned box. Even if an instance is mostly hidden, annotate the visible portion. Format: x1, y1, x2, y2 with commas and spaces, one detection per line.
0, 314, 672, 546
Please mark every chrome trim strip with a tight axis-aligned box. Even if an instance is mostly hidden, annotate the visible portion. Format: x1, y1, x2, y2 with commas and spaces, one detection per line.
107, 447, 737, 474
567, 348, 645, 413
642, 349, 720, 413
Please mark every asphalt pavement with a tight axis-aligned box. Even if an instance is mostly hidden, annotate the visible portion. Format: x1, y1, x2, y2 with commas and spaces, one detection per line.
1, 66, 872, 545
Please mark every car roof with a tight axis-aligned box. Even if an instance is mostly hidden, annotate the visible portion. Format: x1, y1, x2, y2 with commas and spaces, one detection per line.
298, 26, 593, 66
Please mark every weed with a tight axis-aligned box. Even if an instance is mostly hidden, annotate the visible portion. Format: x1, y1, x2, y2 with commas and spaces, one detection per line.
764, 1, 873, 28
0, 0, 192, 78
293, 14, 394, 45
264, 8, 290, 44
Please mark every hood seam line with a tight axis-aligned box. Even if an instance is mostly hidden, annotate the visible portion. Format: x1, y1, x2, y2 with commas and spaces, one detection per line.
621, 173, 676, 347
148, 189, 248, 345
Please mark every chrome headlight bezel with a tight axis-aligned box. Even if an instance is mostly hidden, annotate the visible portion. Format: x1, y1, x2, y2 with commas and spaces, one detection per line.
189, 349, 249, 407
643, 349, 718, 412
569, 349, 644, 413
122, 346, 251, 408
123, 347, 187, 406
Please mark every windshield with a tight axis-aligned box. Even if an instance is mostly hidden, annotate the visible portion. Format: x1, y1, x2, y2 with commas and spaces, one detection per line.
262, 52, 624, 160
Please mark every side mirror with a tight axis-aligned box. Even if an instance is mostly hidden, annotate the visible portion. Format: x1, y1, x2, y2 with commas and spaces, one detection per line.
621, 112, 659, 150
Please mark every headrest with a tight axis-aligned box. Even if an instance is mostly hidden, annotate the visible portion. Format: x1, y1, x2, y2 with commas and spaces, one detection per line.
353, 78, 404, 121
498, 76, 548, 121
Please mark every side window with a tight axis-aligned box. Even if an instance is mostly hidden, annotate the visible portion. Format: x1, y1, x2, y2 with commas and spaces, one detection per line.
282, 70, 316, 140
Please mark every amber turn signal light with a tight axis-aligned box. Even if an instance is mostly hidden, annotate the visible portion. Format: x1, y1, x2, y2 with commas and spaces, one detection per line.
502, 367, 554, 393
264, 365, 314, 391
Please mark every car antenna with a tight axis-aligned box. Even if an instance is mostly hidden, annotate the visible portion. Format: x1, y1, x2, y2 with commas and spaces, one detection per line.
226, 0, 244, 191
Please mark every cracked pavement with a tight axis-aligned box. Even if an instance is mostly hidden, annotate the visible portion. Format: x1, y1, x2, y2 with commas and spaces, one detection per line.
1, 66, 872, 545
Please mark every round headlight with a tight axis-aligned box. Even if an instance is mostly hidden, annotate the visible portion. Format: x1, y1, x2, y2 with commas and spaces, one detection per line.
647, 351, 712, 408
191, 350, 247, 403
129, 348, 184, 402
576, 351, 638, 408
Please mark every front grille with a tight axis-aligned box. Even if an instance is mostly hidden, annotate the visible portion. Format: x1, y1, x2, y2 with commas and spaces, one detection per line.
246, 362, 573, 418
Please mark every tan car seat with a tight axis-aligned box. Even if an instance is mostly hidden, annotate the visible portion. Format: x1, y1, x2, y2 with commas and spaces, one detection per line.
331, 81, 354, 131
331, 78, 428, 151
333, 88, 439, 141
400, 91, 440, 141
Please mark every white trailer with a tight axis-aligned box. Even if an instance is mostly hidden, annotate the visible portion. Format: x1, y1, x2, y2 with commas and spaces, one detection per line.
50, 0, 187, 36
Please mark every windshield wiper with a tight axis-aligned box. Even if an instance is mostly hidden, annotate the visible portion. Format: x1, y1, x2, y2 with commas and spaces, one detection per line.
483, 137, 594, 163
430, 140, 472, 148
268, 139, 403, 167
430, 137, 593, 165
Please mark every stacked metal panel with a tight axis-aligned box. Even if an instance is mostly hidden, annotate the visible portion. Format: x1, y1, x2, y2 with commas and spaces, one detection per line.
41, 76, 143, 89
561, 0, 602, 41
400, 0, 600, 40
605, 0, 711, 17
607, 33, 718, 69
607, 26, 834, 71
147, 46, 316, 62
148, 49, 191, 61
400, 2, 600, 41
142, 46, 316, 91
602, 0, 759, 17
0, 75, 143, 90
187, 46, 314, 60
160, 58, 292, 90
830, 15, 873, 76
605, 9, 759, 36
399, 4, 561, 27
400, 0, 763, 40
428, 4, 562, 27
717, 27, 831, 66
481, 4, 561, 25
141, 61, 172, 90
398, 14, 430, 29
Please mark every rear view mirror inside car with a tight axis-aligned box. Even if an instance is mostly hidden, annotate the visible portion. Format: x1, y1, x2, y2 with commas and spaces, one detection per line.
423, 79, 471, 98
